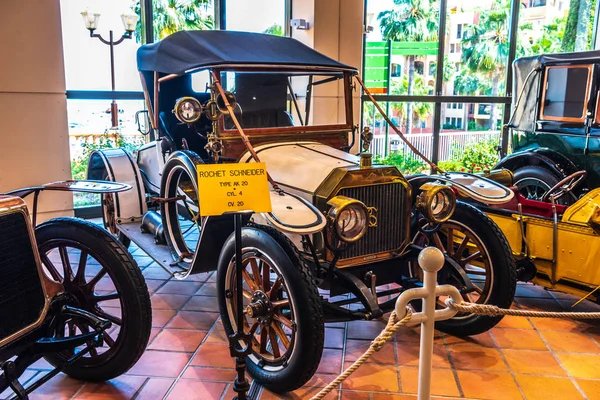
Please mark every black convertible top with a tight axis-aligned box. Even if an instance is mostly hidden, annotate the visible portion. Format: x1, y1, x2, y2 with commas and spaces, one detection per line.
511, 50, 600, 132
137, 30, 357, 74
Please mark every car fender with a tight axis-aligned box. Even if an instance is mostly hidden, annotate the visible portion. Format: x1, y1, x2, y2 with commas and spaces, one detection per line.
262, 190, 326, 234
494, 148, 579, 179
408, 173, 514, 205
87, 148, 147, 223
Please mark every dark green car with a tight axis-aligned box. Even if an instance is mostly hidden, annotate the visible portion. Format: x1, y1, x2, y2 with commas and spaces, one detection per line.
496, 50, 600, 203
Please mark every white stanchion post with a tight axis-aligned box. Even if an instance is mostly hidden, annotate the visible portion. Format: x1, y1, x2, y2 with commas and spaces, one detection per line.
394, 246, 462, 400
416, 247, 446, 400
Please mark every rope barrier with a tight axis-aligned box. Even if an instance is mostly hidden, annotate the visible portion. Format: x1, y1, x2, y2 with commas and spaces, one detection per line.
309, 308, 413, 400
448, 300, 600, 319
309, 299, 600, 400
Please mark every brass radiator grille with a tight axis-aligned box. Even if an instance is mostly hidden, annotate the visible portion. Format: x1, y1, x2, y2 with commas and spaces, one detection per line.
337, 182, 406, 261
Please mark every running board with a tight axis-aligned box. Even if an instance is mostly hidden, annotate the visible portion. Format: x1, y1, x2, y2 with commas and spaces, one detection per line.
117, 222, 189, 276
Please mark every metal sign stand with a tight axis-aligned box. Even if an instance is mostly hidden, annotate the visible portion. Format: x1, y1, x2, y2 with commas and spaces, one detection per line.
228, 213, 252, 400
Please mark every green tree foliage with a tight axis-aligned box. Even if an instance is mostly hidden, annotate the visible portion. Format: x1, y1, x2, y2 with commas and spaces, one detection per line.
562, 0, 580, 52
263, 24, 284, 36
374, 151, 426, 174
71, 133, 145, 207
134, 0, 214, 42
390, 74, 433, 129
454, 70, 489, 95
378, 0, 438, 135
519, 19, 565, 55
438, 139, 500, 173
461, 0, 509, 130
561, 0, 595, 52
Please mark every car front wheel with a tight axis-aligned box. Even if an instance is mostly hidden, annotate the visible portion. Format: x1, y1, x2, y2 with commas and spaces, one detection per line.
217, 225, 324, 393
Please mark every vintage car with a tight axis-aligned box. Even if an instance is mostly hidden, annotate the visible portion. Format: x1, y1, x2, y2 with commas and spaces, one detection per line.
0, 180, 151, 399
87, 30, 518, 392
497, 50, 600, 204
467, 168, 600, 305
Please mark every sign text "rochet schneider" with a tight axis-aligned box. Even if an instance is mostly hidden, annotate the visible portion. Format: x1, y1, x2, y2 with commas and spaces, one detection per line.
196, 163, 272, 217
197, 168, 266, 179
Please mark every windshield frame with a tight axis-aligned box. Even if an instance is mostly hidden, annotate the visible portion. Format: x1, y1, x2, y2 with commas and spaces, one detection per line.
213, 68, 355, 135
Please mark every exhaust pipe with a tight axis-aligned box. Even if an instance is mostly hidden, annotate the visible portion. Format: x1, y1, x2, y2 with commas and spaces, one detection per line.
141, 210, 166, 245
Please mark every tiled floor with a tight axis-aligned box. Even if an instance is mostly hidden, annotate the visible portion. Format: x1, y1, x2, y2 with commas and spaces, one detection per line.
7, 241, 600, 400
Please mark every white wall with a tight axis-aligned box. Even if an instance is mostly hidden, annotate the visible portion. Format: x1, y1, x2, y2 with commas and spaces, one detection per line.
291, 0, 364, 151
0, 0, 73, 220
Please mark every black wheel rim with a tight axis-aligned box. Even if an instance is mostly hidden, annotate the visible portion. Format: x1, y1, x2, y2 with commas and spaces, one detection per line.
515, 177, 551, 201
411, 221, 494, 319
39, 239, 124, 364
225, 248, 297, 372
163, 165, 201, 263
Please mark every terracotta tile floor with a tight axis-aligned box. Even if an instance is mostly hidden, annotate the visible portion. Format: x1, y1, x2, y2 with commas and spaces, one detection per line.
7, 242, 600, 400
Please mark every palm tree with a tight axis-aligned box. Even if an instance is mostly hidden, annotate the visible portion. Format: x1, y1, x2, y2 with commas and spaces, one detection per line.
134, 0, 214, 42
378, 0, 437, 134
461, 0, 509, 130
391, 74, 434, 131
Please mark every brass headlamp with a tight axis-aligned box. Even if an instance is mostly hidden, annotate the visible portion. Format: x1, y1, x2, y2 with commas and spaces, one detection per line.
326, 196, 369, 243
416, 183, 456, 223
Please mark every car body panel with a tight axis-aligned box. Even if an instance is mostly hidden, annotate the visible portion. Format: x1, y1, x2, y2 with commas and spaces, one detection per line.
484, 187, 600, 300
239, 142, 358, 196
87, 148, 147, 223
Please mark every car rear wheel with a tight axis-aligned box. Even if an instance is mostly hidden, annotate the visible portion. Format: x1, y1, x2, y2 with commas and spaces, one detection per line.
36, 218, 151, 381
217, 226, 324, 393
513, 165, 575, 204
161, 151, 204, 265
410, 202, 517, 336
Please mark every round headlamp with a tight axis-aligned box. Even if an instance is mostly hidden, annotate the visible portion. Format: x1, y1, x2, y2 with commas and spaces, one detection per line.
174, 97, 203, 124
327, 196, 368, 243
416, 183, 456, 223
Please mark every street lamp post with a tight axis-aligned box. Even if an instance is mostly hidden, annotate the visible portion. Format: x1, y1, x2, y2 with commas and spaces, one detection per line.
81, 11, 139, 128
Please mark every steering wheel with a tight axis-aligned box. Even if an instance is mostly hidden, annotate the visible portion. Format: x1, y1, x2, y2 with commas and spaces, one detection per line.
541, 170, 587, 202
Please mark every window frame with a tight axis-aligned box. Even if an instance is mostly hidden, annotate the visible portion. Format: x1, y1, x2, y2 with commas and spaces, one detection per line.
539, 64, 594, 123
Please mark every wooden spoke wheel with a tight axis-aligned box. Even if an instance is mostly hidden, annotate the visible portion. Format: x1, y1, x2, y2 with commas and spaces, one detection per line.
409, 202, 517, 336
36, 218, 151, 381
228, 251, 296, 365
412, 221, 494, 317
217, 226, 324, 393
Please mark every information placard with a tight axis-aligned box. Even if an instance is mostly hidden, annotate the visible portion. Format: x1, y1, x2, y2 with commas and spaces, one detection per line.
197, 163, 272, 216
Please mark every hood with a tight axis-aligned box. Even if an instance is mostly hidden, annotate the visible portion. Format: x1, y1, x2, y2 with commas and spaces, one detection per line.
240, 142, 360, 195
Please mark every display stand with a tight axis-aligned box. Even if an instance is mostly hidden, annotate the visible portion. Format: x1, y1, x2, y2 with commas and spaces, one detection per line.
196, 162, 272, 400
227, 213, 252, 400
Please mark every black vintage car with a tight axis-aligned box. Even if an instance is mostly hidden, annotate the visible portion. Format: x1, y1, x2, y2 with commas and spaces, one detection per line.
497, 50, 600, 203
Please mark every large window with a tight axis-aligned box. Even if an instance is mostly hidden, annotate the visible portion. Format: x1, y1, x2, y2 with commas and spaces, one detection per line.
362, 0, 600, 174
225, 0, 287, 34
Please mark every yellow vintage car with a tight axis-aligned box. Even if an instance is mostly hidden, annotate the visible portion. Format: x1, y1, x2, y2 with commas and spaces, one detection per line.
475, 170, 600, 303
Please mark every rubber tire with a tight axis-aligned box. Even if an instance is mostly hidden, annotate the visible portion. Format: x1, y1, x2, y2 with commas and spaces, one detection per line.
513, 165, 560, 200
414, 202, 517, 336
217, 225, 324, 393
36, 218, 152, 381
160, 150, 204, 261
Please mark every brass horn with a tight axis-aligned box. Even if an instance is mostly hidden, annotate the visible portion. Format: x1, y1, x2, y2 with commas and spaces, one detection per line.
215, 91, 237, 114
